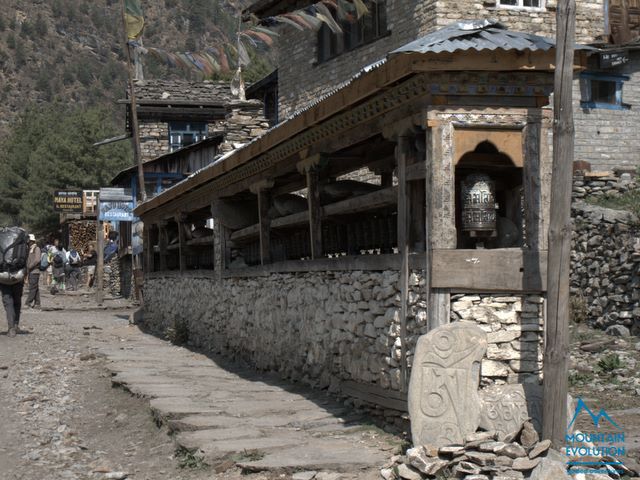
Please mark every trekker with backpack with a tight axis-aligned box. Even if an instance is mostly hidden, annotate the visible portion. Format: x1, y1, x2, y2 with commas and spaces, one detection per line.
50, 247, 67, 294
66, 247, 82, 291
25, 234, 42, 309
0, 226, 29, 337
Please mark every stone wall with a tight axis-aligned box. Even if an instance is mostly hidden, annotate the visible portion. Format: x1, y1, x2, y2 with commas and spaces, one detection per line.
573, 53, 640, 172
138, 101, 269, 163
143, 269, 544, 423
275, 0, 604, 118
451, 294, 544, 388
570, 173, 640, 334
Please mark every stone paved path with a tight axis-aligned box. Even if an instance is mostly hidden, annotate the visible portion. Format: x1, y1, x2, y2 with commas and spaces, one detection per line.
99, 329, 399, 475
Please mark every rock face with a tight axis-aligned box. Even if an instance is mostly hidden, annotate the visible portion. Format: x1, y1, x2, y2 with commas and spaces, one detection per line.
408, 322, 487, 447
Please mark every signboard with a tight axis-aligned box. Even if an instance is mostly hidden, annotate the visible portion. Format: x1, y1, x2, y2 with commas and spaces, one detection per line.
53, 190, 83, 213
599, 51, 629, 69
98, 200, 135, 221
98, 187, 135, 221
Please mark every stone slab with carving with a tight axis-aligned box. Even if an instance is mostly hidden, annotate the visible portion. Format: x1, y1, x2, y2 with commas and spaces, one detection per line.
408, 322, 487, 447
478, 384, 543, 439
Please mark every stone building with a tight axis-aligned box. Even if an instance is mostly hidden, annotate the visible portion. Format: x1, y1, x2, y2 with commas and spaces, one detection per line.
112, 80, 270, 298
244, 0, 640, 170
134, 22, 588, 434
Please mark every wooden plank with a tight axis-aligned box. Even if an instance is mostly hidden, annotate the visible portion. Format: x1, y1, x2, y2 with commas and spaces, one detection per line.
423, 128, 433, 329
431, 249, 547, 292
222, 254, 401, 278
544, 0, 575, 448
340, 380, 407, 412
430, 289, 451, 329
177, 216, 187, 273
186, 235, 214, 246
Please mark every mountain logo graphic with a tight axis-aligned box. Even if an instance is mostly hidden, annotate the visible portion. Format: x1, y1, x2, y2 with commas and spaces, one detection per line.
567, 398, 622, 431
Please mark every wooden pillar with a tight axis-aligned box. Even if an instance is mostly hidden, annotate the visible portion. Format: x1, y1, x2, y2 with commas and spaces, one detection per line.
96, 218, 104, 305
250, 180, 274, 265
543, 0, 576, 447
423, 127, 433, 328
158, 221, 168, 271
397, 135, 411, 393
298, 155, 325, 260
176, 214, 187, 272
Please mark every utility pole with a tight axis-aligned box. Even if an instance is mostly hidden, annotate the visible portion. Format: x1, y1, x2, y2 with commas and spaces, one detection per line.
121, 0, 147, 203
543, 0, 576, 447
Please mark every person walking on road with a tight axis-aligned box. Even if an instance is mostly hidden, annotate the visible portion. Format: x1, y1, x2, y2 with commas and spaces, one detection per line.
0, 226, 28, 337
25, 234, 41, 309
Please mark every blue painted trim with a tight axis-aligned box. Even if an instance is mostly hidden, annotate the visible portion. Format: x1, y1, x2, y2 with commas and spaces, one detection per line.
581, 71, 630, 82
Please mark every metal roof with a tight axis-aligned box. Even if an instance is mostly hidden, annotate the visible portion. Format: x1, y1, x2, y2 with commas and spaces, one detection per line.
391, 19, 557, 55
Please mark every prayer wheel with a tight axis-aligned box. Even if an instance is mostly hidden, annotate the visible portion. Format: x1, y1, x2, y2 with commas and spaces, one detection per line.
460, 173, 497, 237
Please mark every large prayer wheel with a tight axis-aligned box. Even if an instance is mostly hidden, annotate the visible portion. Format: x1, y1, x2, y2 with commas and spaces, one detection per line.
460, 173, 497, 236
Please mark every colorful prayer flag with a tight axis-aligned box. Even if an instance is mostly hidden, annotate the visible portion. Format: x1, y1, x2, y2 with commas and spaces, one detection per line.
124, 0, 145, 40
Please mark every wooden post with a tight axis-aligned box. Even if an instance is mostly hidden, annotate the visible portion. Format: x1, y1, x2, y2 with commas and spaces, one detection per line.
96, 219, 104, 305
397, 135, 410, 393
120, 0, 146, 203
176, 214, 187, 272
307, 168, 323, 259
423, 127, 434, 329
158, 221, 167, 271
543, 0, 576, 448
143, 223, 153, 274
251, 180, 275, 265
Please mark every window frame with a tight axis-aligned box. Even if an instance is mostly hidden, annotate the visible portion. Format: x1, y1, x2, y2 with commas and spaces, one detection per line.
495, 0, 545, 10
168, 121, 208, 152
580, 72, 631, 110
317, 0, 389, 64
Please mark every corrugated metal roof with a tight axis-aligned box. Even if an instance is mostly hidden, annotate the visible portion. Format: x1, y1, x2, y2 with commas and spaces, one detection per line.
391, 19, 556, 55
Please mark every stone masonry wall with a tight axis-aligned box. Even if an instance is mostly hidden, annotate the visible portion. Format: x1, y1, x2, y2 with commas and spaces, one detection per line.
276, 0, 604, 118
571, 172, 640, 334
143, 270, 544, 422
573, 53, 640, 172
138, 101, 269, 163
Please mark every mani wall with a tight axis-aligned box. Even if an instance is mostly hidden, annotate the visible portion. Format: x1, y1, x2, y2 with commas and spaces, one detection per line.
143, 269, 544, 427
276, 1, 604, 118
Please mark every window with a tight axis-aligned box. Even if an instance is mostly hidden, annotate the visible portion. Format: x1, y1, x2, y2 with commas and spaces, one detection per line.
317, 0, 388, 63
168, 122, 207, 151
497, 0, 543, 8
580, 72, 630, 110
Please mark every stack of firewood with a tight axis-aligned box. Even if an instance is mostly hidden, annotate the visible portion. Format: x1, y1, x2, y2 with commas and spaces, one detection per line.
68, 221, 97, 254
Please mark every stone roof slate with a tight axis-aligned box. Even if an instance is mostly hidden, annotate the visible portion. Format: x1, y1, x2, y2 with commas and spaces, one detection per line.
132, 79, 234, 104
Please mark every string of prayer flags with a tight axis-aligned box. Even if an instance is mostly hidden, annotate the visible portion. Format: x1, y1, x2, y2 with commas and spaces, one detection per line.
124, 0, 145, 40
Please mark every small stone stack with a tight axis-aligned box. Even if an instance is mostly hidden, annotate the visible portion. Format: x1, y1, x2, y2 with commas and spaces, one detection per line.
572, 172, 636, 201
380, 421, 556, 480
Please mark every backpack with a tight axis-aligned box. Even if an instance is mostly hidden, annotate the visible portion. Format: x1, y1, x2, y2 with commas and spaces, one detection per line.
68, 249, 81, 266
39, 252, 49, 271
0, 227, 28, 273
53, 252, 65, 268
0, 227, 28, 284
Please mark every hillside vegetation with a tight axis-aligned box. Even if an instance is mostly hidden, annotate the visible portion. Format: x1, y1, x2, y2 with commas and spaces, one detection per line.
0, 0, 273, 232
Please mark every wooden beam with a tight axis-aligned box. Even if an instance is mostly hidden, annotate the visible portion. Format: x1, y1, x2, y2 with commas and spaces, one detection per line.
397, 136, 410, 393
544, 0, 575, 448
176, 215, 187, 272
96, 219, 104, 305
158, 222, 168, 271
230, 186, 398, 242
423, 127, 434, 330
251, 180, 274, 265
222, 254, 401, 277
306, 168, 323, 259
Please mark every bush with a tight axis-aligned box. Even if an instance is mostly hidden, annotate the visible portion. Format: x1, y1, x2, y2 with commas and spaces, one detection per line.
597, 353, 622, 373
570, 294, 588, 324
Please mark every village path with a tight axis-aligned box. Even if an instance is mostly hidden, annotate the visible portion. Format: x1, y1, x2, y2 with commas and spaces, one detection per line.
0, 293, 399, 480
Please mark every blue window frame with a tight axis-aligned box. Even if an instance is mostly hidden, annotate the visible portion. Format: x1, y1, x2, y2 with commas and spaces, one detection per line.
580, 72, 631, 110
168, 122, 207, 151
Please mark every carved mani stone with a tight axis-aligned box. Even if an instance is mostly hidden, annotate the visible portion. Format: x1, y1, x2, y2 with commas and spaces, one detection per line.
478, 384, 543, 440
409, 322, 487, 447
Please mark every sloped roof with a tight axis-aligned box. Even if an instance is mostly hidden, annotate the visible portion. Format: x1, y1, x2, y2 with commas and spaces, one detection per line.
131, 79, 234, 105
392, 19, 557, 55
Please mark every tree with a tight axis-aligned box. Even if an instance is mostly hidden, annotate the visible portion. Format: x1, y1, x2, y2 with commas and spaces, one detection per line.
0, 104, 132, 233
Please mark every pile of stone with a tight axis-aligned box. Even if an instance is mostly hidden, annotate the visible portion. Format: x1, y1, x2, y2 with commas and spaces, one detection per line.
570, 200, 640, 334
572, 172, 636, 201
381, 421, 594, 480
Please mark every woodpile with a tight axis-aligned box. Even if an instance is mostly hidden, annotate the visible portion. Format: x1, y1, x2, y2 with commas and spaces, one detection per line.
67, 221, 97, 254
